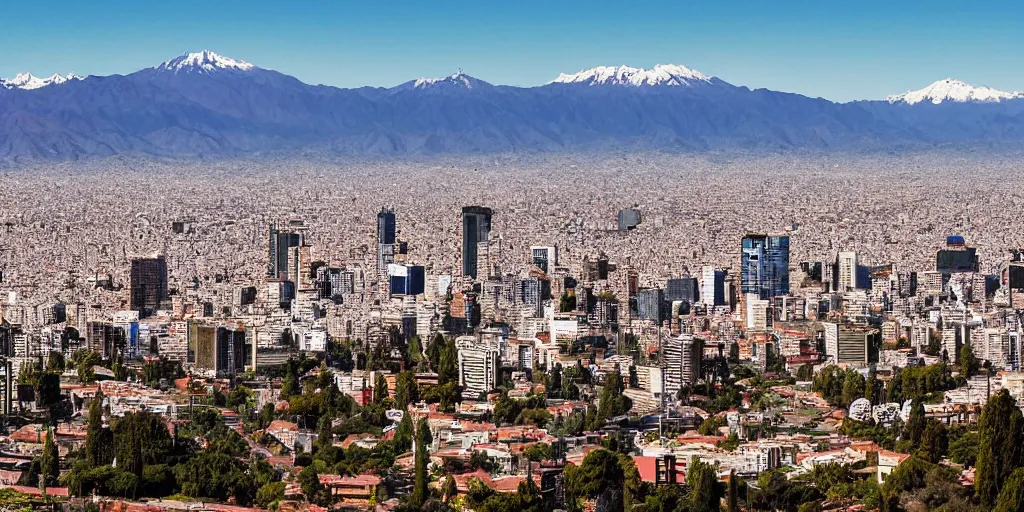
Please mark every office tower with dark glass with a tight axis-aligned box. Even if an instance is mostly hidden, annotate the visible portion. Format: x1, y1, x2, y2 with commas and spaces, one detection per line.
741, 235, 790, 300
462, 206, 493, 279
268, 224, 303, 279
130, 256, 169, 318
377, 208, 397, 277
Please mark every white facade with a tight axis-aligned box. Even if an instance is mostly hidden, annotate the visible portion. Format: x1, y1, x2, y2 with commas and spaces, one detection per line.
456, 336, 500, 396
838, 251, 858, 290
745, 293, 769, 330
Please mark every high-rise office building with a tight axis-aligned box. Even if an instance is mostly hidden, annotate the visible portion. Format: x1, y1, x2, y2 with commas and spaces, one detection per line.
462, 206, 493, 279
636, 288, 666, 323
837, 251, 858, 290
741, 235, 790, 300
268, 224, 303, 279
936, 236, 979, 275
666, 277, 698, 304
531, 246, 557, 273
456, 335, 500, 395
823, 322, 878, 365
618, 208, 642, 231
377, 208, 396, 277
701, 267, 727, 307
388, 264, 425, 296
662, 334, 703, 397
130, 256, 169, 318
194, 324, 246, 376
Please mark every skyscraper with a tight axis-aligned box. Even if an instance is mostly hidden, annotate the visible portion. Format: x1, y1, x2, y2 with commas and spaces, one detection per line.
462, 206, 493, 279
530, 246, 557, 273
130, 256, 169, 318
377, 208, 396, 277
837, 251, 858, 290
741, 235, 790, 300
636, 288, 666, 323
268, 224, 303, 279
701, 267, 727, 307
666, 277, 698, 304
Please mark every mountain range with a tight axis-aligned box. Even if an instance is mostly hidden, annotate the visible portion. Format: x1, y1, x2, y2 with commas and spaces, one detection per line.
2, 50, 1024, 161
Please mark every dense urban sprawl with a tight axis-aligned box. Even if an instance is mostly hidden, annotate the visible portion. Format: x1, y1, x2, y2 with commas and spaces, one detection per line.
1, 154, 1024, 511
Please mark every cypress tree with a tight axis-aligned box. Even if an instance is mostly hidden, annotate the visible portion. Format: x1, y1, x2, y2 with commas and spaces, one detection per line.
394, 370, 419, 408
85, 396, 105, 466
374, 373, 389, 405
976, 390, 1024, 507
437, 338, 458, 386
904, 401, 926, 445
727, 469, 739, 512
959, 341, 980, 378
411, 417, 432, 506
40, 428, 59, 486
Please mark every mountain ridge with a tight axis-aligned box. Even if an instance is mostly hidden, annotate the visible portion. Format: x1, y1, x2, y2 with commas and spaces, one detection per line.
3, 50, 1024, 161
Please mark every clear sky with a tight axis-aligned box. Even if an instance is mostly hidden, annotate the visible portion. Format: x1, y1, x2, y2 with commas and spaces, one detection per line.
2, 0, 1023, 102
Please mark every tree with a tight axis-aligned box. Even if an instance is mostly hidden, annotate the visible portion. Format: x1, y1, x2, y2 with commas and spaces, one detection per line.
523, 442, 552, 462
427, 333, 444, 372
438, 338, 458, 386
394, 413, 414, 452
949, 430, 979, 467
887, 367, 903, 404
112, 411, 173, 477
796, 363, 814, 381
976, 389, 1024, 507
85, 396, 112, 466
407, 335, 423, 368
959, 341, 980, 378
686, 457, 721, 512
918, 420, 949, 463
411, 417, 432, 507
281, 358, 301, 399
840, 369, 865, 408
298, 464, 323, 504
395, 370, 419, 408
727, 470, 739, 512
596, 371, 631, 425
559, 292, 576, 312
565, 449, 624, 500
34, 371, 62, 408
374, 374, 390, 405
111, 352, 129, 381
905, 400, 926, 445
444, 473, 458, 502
256, 482, 286, 509
865, 370, 880, 404
46, 351, 66, 372
175, 451, 256, 504
41, 428, 59, 486
549, 364, 563, 397
994, 468, 1024, 512
73, 350, 101, 384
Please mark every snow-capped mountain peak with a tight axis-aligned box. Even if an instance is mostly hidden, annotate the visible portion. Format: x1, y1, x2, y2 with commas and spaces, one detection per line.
1, 72, 83, 90
401, 71, 490, 91
158, 50, 255, 74
886, 78, 1024, 104
550, 64, 712, 87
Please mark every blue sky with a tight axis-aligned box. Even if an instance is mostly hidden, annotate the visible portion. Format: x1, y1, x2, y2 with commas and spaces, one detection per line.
2, 0, 1023, 102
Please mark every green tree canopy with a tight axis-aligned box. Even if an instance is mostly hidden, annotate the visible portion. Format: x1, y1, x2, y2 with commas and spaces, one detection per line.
975, 390, 1024, 507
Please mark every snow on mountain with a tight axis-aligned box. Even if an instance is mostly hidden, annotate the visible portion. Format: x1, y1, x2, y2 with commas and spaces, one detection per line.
0, 72, 83, 90
157, 50, 255, 74
397, 71, 491, 91
550, 64, 712, 87
886, 78, 1024, 104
